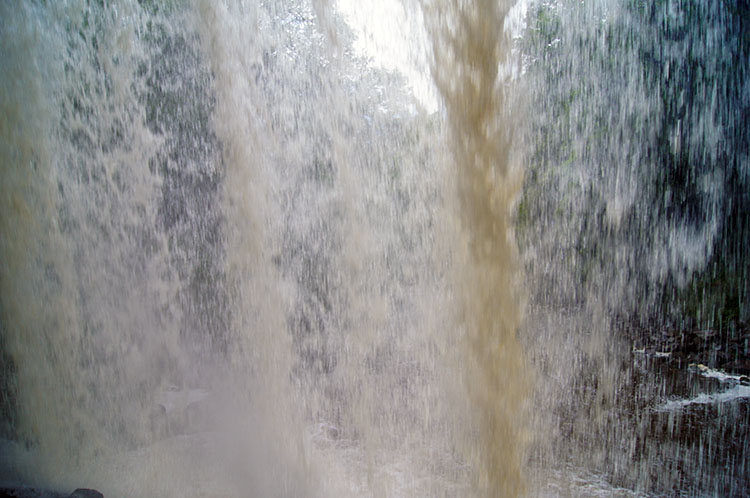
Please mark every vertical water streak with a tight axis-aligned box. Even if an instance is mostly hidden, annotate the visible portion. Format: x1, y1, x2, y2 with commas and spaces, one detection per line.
192, 1, 315, 495
0, 1, 83, 481
1, 0, 180, 490
423, 1, 529, 496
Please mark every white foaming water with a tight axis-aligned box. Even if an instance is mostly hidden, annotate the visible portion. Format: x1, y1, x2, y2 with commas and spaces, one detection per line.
659, 385, 750, 411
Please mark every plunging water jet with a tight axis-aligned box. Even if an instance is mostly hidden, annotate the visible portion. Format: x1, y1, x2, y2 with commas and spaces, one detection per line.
421, 0, 529, 495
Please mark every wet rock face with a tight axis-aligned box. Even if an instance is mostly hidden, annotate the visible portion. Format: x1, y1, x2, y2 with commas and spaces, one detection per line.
629, 321, 750, 375
0, 487, 103, 498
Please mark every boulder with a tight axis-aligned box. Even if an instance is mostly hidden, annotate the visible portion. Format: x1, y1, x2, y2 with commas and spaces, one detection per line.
68, 490, 103, 498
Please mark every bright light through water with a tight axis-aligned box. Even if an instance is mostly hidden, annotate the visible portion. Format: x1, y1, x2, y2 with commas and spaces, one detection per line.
334, 0, 529, 113
334, 0, 437, 113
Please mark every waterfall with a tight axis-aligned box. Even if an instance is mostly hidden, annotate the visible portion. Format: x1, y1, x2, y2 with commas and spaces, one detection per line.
1, 0, 748, 496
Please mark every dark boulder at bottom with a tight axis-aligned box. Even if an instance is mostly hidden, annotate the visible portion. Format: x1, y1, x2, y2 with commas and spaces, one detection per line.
68, 490, 102, 498
0, 487, 103, 498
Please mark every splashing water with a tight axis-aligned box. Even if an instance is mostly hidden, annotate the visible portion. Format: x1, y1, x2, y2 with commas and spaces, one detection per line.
2, 0, 748, 497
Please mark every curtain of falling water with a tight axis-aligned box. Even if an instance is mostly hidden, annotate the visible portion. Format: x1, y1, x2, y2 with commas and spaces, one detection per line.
0, 1, 85, 478
1, 0, 535, 496
1, 1, 176, 489
0, 0, 314, 493
192, 3, 310, 494
422, 0, 529, 496
518, 0, 750, 494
